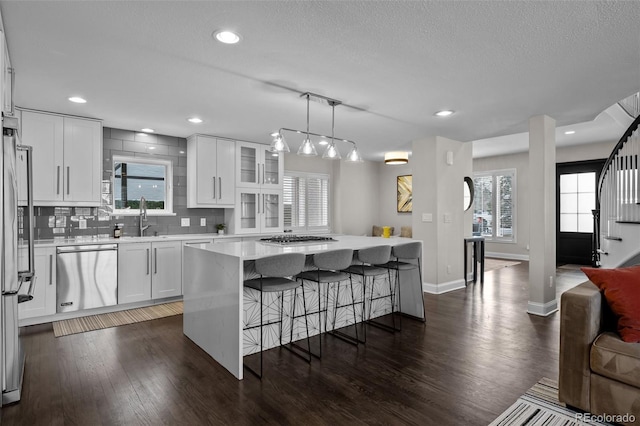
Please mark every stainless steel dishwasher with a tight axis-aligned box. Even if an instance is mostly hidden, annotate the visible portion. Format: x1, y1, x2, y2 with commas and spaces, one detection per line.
56, 244, 118, 313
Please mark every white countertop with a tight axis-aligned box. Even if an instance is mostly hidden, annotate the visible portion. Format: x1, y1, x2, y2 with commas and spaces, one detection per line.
189, 235, 415, 260
33, 233, 239, 248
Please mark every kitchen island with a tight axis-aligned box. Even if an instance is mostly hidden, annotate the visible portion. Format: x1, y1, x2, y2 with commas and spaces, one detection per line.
183, 235, 424, 379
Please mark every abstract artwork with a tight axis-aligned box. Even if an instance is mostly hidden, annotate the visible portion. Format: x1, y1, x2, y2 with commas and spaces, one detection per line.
397, 175, 412, 213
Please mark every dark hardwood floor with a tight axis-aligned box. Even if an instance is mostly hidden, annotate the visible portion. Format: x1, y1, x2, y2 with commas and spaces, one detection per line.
1, 261, 587, 425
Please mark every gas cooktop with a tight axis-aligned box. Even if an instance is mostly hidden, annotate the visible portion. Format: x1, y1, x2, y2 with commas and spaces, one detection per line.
259, 235, 337, 245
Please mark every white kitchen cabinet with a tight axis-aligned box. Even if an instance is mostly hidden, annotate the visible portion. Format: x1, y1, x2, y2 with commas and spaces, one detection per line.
118, 241, 182, 304
19, 110, 102, 206
232, 188, 283, 234
150, 241, 182, 299
18, 247, 56, 320
187, 134, 235, 207
1, 29, 13, 115
118, 243, 152, 304
236, 141, 283, 190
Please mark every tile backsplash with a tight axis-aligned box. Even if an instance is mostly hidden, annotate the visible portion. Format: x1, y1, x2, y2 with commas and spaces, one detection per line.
31, 127, 225, 240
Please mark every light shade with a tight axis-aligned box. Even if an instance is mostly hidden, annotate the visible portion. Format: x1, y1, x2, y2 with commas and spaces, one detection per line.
346, 145, 363, 162
322, 142, 341, 160
297, 137, 318, 156
269, 133, 290, 153
384, 151, 409, 165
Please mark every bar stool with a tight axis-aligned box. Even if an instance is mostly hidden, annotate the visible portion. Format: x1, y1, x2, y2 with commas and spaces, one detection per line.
296, 249, 359, 358
243, 252, 310, 379
343, 245, 392, 342
378, 242, 425, 326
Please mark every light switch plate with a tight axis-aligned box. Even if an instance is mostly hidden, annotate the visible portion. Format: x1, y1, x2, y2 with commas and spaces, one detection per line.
422, 213, 433, 222
444, 213, 452, 223
200, 218, 206, 226
181, 218, 190, 227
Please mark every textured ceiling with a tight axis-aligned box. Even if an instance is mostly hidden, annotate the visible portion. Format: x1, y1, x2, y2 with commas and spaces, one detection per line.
0, 1, 638, 161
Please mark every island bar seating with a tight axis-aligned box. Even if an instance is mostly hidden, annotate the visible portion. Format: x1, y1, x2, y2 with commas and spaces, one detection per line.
377, 241, 426, 326
344, 245, 393, 342
296, 249, 359, 358
242, 252, 310, 379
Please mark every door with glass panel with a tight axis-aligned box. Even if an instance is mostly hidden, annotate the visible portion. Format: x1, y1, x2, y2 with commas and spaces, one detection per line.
556, 160, 605, 265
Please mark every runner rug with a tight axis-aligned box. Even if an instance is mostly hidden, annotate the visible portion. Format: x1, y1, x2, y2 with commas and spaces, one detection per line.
52, 301, 183, 337
489, 377, 617, 425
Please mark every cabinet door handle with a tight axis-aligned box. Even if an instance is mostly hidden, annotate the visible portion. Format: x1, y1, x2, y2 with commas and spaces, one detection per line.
218, 177, 222, 200
56, 166, 60, 195
146, 249, 150, 275
256, 162, 259, 184
49, 254, 53, 285
154, 248, 158, 274
262, 163, 265, 185
66, 166, 70, 195
212, 177, 216, 199
262, 193, 265, 216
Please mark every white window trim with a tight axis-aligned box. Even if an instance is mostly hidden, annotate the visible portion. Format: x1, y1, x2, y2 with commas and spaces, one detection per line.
474, 168, 516, 243
284, 171, 331, 233
112, 155, 174, 216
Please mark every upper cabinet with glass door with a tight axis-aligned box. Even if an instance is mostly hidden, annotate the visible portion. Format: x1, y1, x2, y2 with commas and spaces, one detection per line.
236, 141, 283, 190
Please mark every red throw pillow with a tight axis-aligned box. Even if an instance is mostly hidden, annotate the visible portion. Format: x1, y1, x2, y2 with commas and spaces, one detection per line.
581, 265, 640, 343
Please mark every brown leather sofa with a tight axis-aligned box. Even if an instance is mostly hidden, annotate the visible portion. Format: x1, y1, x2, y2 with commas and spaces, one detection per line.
559, 281, 640, 424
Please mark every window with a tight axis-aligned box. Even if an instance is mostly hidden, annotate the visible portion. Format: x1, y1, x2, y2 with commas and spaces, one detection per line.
283, 172, 330, 232
560, 172, 595, 233
473, 169, 515, 241
112, 155, 173, 215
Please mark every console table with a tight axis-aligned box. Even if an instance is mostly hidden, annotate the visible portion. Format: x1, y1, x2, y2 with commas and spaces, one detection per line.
464, 236, 485, 284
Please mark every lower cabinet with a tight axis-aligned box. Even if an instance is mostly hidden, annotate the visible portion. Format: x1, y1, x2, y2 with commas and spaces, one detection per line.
118, 241, 182, 304
18, 247, 57, 320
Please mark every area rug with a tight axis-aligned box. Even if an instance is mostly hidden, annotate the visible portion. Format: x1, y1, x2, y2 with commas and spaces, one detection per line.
489, 377, 615, 425
484, 258, 521, 272
53, 301, 183, 337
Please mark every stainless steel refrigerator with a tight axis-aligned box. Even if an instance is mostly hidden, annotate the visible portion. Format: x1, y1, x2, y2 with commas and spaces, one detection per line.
1, 114, 34, 406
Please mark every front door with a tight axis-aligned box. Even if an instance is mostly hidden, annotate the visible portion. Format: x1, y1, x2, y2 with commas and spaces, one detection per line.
556, 159, 605, 265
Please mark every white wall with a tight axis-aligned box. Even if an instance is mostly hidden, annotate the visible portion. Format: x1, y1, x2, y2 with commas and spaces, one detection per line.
473, 140, 616, 259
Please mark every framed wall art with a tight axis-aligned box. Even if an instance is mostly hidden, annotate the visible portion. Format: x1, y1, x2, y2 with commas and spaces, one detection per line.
397, 175, 412, 213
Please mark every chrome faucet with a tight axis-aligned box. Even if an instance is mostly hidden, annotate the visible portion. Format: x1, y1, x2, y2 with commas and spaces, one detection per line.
139, 196, 149, 236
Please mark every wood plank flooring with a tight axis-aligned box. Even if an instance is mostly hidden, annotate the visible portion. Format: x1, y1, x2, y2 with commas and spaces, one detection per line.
0, 262, 587, 425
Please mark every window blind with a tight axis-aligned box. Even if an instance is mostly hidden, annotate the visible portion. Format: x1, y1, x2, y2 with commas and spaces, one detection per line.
283, 173, 329, 231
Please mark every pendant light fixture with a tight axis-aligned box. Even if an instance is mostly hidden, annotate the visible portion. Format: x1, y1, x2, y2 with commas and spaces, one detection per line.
270, 92, 363, 163
322, 101, 341, 160
297, 94, 318, 157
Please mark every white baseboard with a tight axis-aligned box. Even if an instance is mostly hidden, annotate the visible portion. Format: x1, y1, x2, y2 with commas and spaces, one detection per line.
526, 299, 558, 317
485, 252, 530, 261
423, 279, 466, 294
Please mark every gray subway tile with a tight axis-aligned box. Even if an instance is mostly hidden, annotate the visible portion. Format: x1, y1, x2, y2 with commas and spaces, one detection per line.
103, 138, 123, 151
110, 129, 135, 141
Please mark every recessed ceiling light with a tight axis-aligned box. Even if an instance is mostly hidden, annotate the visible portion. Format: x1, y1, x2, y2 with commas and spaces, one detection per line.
564, 130, 576, 135
188, 117, 203, 124
213, 30, 241, 44
141, 128, 154, 133
68, 96, 87, 104
434, 110, 454, 117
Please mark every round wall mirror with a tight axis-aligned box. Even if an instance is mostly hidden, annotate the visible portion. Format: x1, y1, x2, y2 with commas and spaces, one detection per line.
463, 176, 474, 211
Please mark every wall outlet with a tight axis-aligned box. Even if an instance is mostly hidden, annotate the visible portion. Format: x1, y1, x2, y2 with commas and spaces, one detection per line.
549, 275, 554, 287
422, 213, 433, 222
78, 219, 87, 229
446, 265, 452, 274
181, 218, 190, 227
200, 218, 206, 227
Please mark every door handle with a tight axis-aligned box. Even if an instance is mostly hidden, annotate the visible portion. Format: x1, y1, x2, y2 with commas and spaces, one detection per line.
66, 166, 70, 195
219, 177, 222, 200
262, 163, 265, 185
154, 248, 158, 274
212, 177, 216, 199
146, 249, 150, 275
49, 254, 53, 285
56, 166, 61, 195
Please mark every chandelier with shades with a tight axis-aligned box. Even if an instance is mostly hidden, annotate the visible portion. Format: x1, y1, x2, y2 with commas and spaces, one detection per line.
269, 92, 363, 163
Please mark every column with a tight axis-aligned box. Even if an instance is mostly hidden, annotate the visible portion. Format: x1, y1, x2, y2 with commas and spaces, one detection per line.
528, 115, 558, 316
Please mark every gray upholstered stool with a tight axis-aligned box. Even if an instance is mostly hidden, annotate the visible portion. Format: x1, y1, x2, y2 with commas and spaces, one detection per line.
343, 245, 392, 342
377, 241, 426, 328
243, 252, 309, 379
297, 249, 359, 358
